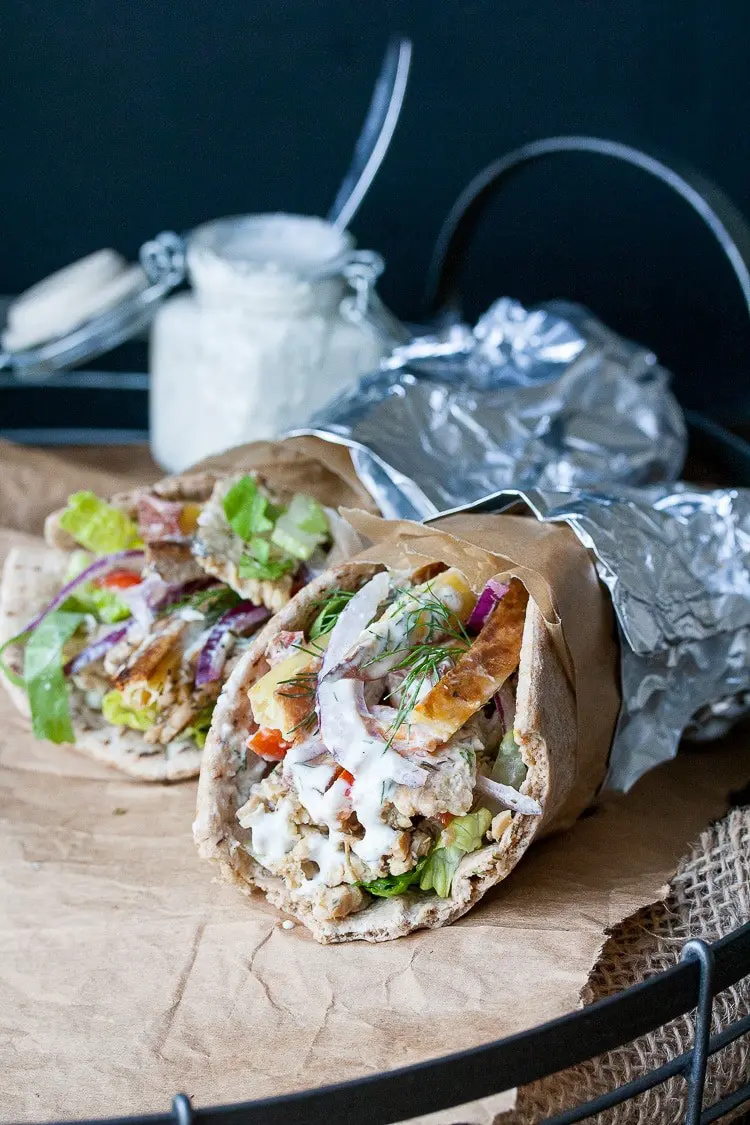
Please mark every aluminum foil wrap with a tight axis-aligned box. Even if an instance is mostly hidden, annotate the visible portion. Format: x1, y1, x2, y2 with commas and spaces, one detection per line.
451, 485, 750, 791
291, 298, 687, 520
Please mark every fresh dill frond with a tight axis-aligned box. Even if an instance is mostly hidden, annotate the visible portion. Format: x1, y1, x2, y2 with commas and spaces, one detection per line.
163, 585, 240, 621
276, 670, 317, 699
309, 588, 356, 640
285, 710, 319, 738
383, 640, 468, 749
276, 671, 319, 737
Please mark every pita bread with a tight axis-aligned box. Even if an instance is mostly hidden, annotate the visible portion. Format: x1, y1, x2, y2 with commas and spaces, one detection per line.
194, 561, 578, 943
12, 457, 368, 782
0, 544, 203, 782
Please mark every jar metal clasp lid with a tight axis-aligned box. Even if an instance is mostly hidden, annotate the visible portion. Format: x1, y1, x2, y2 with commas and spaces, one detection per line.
0, 231, 187, 384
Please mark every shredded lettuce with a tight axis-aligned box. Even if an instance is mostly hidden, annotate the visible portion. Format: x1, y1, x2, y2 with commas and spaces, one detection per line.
24, 611, 86, 743
359, 809, 493, 902
58, 492, 142, 554
224, 479, 329, 570
359, 857, 427, 898
491, 730, 527, 789
222, 476, 275, 540
237, 553, 296, 582
271, 495, 329, 561
101, 689, 157, 732
419, 808, 493, 898
309, 590, 355, 640
60, 551, 132, 624
64, 584, 131, 625
181, 702, 216, 749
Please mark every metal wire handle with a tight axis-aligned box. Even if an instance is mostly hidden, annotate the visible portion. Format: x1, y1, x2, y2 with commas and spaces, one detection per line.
424, 135, 750, 335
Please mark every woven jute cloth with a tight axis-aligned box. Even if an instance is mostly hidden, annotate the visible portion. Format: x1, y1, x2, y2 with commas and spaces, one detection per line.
506, 806, 750, 1125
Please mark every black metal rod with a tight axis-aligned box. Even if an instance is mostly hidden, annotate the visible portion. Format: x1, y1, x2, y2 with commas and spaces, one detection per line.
540, 1005, 750, 1125
173, 925, 750, 1125
682, 941, 715, 1125
37, 924, 750, 1125
700, 1080, 750, 1124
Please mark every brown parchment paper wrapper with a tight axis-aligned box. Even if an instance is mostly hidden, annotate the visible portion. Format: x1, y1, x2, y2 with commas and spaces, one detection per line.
1, 445, 749, 1124
345, 509, 621, 831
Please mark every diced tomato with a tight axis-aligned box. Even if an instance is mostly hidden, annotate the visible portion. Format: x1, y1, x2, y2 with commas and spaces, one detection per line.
94, 569, 142, 590
437, 812, 455, 828
247, 728, 290, 761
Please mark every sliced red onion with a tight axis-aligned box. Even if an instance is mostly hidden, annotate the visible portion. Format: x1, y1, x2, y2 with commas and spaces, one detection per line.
117, 575, 216, 628
466, 578, 509, 633
195, 602, 270, 686
24, 549, 145, 633
351, 681, 429, 787
388, 753, 430, 788
368, 703, 442, 753
153, 577, 215, 613
118, 573, 168, 628
493, 682, 516, 736
317, 676, 427, 788
64, 625, 129, 676
475, 773, 541, 816
321, 571, 390, 679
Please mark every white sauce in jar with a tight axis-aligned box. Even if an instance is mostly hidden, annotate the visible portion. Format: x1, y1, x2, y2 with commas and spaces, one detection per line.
150, 214, 388, 472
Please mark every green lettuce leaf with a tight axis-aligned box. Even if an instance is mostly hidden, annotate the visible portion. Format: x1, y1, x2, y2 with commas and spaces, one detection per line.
491, 730, 527, 788
418, 846, 463, 898
419, 808, 493, 898
237, 552, 296, 582
0, 628, 32, 688
222, 476, 274, 540
309, 590, 355, 640
181, 702, 216, 749
271, 495, 329, 561
58, 492, 142, 554
24, 611, 86, 743
359, 857, 427, 898
61, 554, 132, 624
101, 689, 157, 732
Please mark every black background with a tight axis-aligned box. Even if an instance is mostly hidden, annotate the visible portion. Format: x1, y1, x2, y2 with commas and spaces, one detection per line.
3, 0, 750, 418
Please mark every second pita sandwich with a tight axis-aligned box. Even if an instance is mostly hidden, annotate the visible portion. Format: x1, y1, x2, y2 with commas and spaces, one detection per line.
0, 470, 360, 780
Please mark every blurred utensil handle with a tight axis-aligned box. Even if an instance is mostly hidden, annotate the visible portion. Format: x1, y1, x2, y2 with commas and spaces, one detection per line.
328, 36, 412, 232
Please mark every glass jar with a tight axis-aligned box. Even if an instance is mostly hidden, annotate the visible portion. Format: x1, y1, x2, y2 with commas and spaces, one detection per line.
150, 214, 393, 472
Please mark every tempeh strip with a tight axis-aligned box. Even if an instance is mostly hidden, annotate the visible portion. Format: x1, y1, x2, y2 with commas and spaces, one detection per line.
412, 578, 529, 743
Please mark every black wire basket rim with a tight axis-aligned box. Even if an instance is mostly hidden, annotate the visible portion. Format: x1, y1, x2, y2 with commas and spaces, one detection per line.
35, 921, 750, 1125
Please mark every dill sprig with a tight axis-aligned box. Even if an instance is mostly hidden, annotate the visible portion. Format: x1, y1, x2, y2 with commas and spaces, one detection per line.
370, 580, 472, 749
276, 670, 319, 737
309, 588, 355, 640
383, 641, 467, 749
276, 670, 317, 699
163, 585, 240, 622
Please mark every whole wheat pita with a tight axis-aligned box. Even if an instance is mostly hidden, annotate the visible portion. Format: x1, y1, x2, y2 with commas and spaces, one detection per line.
194, 539, 592, 943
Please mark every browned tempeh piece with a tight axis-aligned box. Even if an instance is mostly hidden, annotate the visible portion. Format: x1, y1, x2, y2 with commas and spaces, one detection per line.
413, 578, 529, 742
114, 620, 187, 688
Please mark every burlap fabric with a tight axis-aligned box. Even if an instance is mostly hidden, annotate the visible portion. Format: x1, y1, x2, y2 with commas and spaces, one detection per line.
504, 805, 750, 1125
